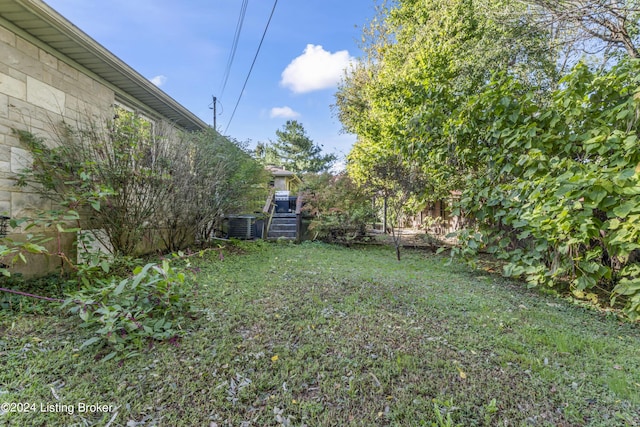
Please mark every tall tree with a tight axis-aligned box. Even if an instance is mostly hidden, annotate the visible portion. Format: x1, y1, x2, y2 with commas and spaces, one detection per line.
525, 0, 640, 60
335, 0, 559, 199
263, 120, 337, 173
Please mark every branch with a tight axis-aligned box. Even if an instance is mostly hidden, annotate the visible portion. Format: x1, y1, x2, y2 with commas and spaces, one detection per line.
0, 287, 65, 303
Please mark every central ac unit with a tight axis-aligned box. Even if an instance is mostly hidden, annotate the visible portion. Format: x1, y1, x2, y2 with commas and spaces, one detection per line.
227, 215, 256, 239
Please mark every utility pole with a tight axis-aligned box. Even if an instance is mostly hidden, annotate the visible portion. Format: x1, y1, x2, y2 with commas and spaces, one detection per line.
212, 95, 217, 130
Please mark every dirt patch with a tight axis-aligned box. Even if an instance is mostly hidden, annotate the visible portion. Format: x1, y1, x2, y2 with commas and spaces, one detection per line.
354, 228, 456, 249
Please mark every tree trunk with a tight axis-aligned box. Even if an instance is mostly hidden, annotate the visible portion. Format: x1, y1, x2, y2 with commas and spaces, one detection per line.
383, 196, 388, 234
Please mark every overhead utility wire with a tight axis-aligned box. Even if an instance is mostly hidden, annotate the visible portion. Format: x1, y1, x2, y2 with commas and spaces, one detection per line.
219, 0, 248, 97
224, 0, 278, 134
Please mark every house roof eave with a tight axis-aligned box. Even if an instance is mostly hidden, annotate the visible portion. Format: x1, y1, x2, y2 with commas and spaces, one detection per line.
1, 0, 208, 132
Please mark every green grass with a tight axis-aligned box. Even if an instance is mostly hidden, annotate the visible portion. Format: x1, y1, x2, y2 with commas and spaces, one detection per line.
1, 241, 639, 426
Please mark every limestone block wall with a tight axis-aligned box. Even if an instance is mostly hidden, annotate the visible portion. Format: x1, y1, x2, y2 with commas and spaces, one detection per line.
0, 24, 116, 277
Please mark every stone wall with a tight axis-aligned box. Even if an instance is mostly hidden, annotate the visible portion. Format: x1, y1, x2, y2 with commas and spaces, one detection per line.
0, 24, 115, 277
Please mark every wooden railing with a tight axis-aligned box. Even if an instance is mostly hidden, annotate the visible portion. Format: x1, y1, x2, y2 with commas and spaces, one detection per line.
295, 193, 304, 215
295, 193, 304, 242
262, 189, 275, 214
263, 190, 276, 239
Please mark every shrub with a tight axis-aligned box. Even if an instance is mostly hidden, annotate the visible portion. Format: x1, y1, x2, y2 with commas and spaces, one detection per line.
302, 173, 376, 242
451, 59, 640, 318
63, 257, 193, 362
15, 110, 268, 255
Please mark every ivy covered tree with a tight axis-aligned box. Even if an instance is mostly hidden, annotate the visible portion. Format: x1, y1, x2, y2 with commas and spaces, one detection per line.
336, 0, 640, 318
450, 59, 640, 318
260, 120, 336, 173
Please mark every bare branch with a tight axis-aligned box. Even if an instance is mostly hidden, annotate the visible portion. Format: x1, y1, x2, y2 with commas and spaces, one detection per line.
522, 0, 640, 58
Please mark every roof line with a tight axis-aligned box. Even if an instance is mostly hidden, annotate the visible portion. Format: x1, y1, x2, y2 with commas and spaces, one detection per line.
12, 0, 208, 131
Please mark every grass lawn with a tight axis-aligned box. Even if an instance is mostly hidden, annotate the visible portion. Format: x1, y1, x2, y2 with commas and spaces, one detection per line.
1, 241, 639, 426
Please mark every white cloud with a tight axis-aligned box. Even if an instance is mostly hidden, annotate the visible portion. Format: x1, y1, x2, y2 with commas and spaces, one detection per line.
150, 75, 167, 86
329, 160, 346, 174
281, 44, 353, 94
270, 106, 300, 119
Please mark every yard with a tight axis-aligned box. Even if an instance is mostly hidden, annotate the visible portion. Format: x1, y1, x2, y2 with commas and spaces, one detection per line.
1, 241, 639, 426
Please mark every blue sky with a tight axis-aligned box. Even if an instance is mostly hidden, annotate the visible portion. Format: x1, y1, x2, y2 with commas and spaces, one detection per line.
43, 0, 377, 161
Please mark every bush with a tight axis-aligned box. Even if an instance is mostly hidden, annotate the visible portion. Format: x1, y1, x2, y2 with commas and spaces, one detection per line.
63, 257, 194, 362
451, 59, 640, 319
302, 173, 376, 242
15, 110, 268, 255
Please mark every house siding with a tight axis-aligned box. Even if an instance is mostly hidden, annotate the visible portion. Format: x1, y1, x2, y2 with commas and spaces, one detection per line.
0, 0, 210, 277
1, 29, 117, 186
0, 26, 115, 276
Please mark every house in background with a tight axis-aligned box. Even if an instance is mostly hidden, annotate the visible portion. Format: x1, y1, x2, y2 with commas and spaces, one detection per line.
0, 0, 207, 276
256, 165, 303, 240
265, 165, 302, 192
405, 191, 464, 236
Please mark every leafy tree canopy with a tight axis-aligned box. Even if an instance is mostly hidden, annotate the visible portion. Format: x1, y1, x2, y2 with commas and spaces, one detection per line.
335, 0, 640, 317
335, 0, 559, 197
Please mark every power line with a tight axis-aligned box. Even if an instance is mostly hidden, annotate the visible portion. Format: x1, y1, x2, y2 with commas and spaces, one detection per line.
224, 0, 278, 135
219, 0, 248, 98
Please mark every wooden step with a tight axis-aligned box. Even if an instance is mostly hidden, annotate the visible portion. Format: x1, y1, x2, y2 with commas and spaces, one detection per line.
267, 216, 298, 239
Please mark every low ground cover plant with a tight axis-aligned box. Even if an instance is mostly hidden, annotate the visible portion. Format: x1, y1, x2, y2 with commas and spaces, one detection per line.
63, 257, 194, 362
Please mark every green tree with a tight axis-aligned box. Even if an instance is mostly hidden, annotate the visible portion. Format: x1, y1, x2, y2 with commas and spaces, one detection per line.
348, 145, 430, 260
335, 0, 560, 262
263, 120, 336, 173
335, 0, 559, 197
